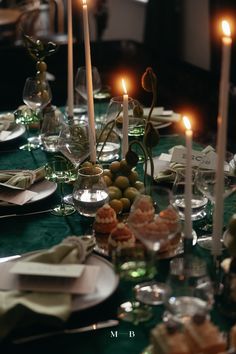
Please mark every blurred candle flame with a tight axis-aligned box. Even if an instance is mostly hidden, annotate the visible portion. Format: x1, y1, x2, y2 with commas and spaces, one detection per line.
183, 116, 191, 130
122, 79, 127, 95
222, 20, 231, 37
82, 0, 86, 5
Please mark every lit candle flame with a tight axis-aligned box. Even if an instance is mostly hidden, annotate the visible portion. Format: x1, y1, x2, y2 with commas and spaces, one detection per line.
82, 0, 87, 5
122, 79, 127, 94
222, 20, 231, 37
183, 116, 191, 130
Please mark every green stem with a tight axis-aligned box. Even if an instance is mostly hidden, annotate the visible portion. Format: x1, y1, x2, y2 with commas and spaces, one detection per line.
129, 140, 148, 191
146, 76, 157, 125
146, 147, 154, 195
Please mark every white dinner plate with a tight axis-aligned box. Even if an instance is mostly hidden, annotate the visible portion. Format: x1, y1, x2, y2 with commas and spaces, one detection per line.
2, 252, 119, 312
0, 179, 57, 206
143, 107, 181, 129
0, 114, 26, 144
72, 253, 119, 311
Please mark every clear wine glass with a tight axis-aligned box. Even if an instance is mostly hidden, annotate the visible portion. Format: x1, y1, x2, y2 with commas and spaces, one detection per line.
58, 118, 90, 169
163, 256, 214, 324
106, 96, 145, 161
171, 168, 208, 221
127, 186, 182, 306
75, 66, 101, 103
195, 153, 236, 249
45, 156, 76, 216
94, 84, 111, 123
22, 77, 52, 150
58, 118, 90, 206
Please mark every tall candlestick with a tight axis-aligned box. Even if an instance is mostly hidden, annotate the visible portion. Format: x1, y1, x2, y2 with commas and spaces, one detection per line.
121, 79, 129, 158
67, 0, 74, 119
212, 20, 232, 257
82, 0, 96, 163
183, 116, 193, 240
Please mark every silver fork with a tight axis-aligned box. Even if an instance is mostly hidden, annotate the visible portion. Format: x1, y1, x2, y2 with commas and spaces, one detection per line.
0, 209, 52, 219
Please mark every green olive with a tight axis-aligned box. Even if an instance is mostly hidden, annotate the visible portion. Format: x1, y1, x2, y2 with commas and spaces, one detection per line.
36, 61, 47, 72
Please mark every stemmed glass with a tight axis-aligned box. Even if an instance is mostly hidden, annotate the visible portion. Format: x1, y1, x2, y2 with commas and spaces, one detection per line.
58, 118, 90, 205
94, 85, 111, 124
58, 118, 90, 169
104, 96, 144, 162
127, 187, 181, 306
21, 77, 52, 150
195, 154, 236, 249
75, 66, 101, 114
163, 256, 214, 323
171, 168, 208, 222
112, 244, 155, 323
45, 156, 76, 216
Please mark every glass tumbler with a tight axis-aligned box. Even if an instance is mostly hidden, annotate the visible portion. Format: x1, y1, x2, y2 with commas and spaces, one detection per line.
72, 166, 109, 217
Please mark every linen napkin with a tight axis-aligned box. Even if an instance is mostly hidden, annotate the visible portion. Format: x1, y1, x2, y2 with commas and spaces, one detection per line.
0, 235, 96, 340
0, 167, 46, 190
0, 113, 16, 141
153, 145, 216, 184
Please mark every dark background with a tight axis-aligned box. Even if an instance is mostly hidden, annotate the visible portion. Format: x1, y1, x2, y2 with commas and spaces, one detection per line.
0, 0, 236, 150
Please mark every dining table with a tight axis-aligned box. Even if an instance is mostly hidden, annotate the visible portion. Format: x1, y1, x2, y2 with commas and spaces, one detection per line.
0, 103, 235, 354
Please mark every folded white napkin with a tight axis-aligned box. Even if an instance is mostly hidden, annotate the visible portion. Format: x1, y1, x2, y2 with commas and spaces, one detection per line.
0, 167, 46, 205
0, 235, 96, 340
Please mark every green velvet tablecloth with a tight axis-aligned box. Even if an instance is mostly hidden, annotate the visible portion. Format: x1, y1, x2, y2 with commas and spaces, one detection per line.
0, 113, 235, 353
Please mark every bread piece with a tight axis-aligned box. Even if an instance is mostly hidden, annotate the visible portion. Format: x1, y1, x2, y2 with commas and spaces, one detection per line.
184, 314, 227, 354
151, 322, 190, 354
229, 324, 236, 351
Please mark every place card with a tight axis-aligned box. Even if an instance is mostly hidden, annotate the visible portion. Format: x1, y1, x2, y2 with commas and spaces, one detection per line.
0, 189, 37, 205
170, 147, 217, 170
0, 261, 100, 295
10, 261, 85, 278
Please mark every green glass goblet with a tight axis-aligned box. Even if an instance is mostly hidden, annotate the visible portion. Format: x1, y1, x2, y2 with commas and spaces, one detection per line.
45, 157, 76, 216
14, 107, 40, 151
112, 244, 156, 324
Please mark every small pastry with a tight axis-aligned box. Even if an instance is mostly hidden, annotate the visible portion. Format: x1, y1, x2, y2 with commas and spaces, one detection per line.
93, 203, 118, 235
151, 321, 190, 354
159, 207, 180, 233
108, 223, 135, 251
132, 194, 155, 222
184, 313, 227, 354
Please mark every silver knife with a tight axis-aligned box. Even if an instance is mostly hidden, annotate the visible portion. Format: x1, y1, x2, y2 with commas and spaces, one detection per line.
0, 209, 52, 219
13, 320, 119, 344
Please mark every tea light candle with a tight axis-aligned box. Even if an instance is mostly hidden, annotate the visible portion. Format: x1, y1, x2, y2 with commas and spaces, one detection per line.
212, 20, 232, 257
67, 0, 74, 119
82, 0, 96, 163
122, 79, 128, 158
183, 116, 193, 240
